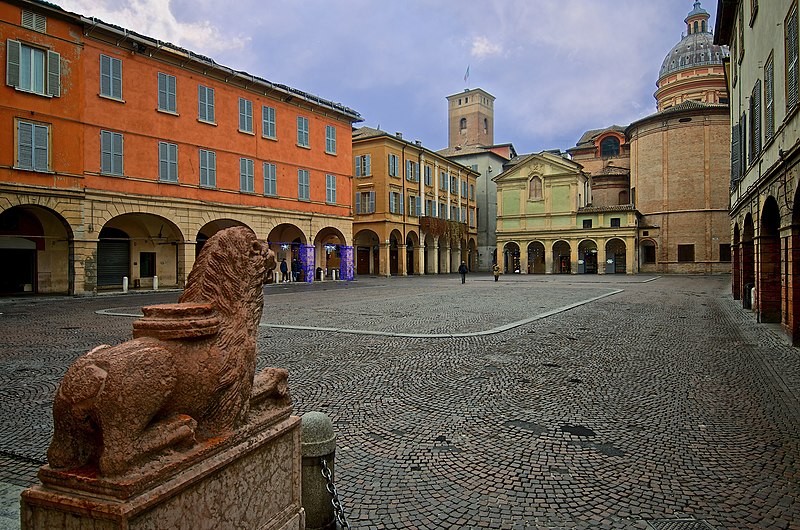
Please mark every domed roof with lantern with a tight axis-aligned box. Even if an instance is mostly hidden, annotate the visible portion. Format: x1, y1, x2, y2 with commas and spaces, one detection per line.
658, 1, 729, 83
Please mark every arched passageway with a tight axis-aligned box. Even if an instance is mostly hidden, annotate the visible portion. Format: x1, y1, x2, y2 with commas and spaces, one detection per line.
527, 242, 545, 274
578, 240, 598, 274
759, 197, 781, 323
503, 242, 520, 274
389, 231, 402, 275
354, 230, 380, 276
732, 223, 741, 300
605, 238, 627, 274
742, 214, 755, 306
553, 241, 571, 274
197, 219, 248, 257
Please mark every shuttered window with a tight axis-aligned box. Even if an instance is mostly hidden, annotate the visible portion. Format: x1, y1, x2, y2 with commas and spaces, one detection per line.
731, 123, 740, 186
326, 174, 336, 203
750, 80, 762, 163
355, 191, 375, 214
240, 158, 255, 192
297, 116, 309, 147
198, 85, 215, 123
158, 142, 178, 182
355, 155, 371, 177
787, 3, 799, 110
99, 54, 122, 99
6, 40, 59, 97
21, 11, 46, 33
765, 55, 775, 141
100, 130, 124, 176
325, 125, 336, 154
17, 120, 49, 171
199, 149, 216, 187
239, 98, 253, 133
388, 154, 399, 177
264, 162, 277, 196
298, 169, 310, 200
157, 72, 176, 112
263, 106, 276, 138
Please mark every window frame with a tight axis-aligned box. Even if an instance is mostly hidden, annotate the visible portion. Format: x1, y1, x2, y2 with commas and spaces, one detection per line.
786, 1, 799, 112
158, 141, 178, 183
240, 157, 255, 193
355, 154, 371, 177
157, 72, 177, 113
15, 118, 50, 172
677, 244, 696, 263
325, 174, 336, 204
610, 217, 621, 228
99, 53, 122, 100
239, 97, 254, 133
264, 162, 277, 196
198, 85, 215, 124
263, 105, 276, 139
297, 116, 309, 147
199, 149, 216, 188
355, 191, 375, 214
298, 169, 310, 200
325, 125, 337, 154
528, 176, 543, 200
388, 154, 399, 177
765, 52, 775, 142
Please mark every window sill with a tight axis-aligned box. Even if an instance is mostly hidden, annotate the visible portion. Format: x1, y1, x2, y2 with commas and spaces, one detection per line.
263, 135, 277, 141
325, 150, 337, 156
158, 179, 179, 184
13, 86, 52, 98
296, 144, 311, 150
14, 165, 52, 173
198, 119, 217, 126
264, 193, 277, 198
239, 190, 256, 194
99, 93, 125, 103
199, 184, 217, 189
238, 129, 255, 136
100, 171, 125, 177
298, 197, 311, 202
157, 108, 179, 116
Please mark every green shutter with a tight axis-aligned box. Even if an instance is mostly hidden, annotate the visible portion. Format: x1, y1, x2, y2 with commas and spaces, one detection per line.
47, 50, 60, 97
7, 39, 20, 87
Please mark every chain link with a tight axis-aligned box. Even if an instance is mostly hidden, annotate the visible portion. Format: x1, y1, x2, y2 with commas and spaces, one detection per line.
320, 457, 350, 529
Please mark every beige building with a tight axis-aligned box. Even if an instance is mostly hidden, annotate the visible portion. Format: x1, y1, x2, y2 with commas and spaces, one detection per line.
352, 127, 479, 276
716, 0, 800, 343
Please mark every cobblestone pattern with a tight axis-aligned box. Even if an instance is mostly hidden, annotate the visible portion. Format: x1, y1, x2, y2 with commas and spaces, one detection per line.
0, 275, 798, 530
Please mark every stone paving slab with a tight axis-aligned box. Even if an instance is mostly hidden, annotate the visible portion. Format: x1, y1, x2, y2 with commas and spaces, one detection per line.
0, 274, 798, 529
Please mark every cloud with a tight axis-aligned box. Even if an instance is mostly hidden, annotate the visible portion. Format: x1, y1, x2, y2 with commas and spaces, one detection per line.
471, 36, 503, 59
54, 0, 249, 56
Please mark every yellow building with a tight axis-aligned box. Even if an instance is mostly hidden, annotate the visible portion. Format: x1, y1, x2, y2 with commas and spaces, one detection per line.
495, 151, 637, 275
352, 127, 479, 276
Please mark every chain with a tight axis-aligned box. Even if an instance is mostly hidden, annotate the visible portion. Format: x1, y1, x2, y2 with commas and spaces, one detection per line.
320, 458, 350, 529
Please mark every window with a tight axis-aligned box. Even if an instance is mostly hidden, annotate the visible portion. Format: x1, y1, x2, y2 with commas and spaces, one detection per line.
765, 54, 775, 142
263, 162, 277, 196
239, 158, 255, 193
529, 176, 542, 200
469, 184, 475, 200
326, 174, 336, 203
459, 117, 467, 130
408, 195, 421, 216
461, 180, 468, 197
450, 176, 457, 193
325, 125, 337, 154
451, 205, 458, 221
787, 3, 799, 110
389, 191, 402, 214
21, 11, 47, 33
16, 120, 49, 171
355, 154, 371, 177
424, 165, 432, 186
298, 169, 310, 200
583, 219, 592, 229
199, 149, 216, 188
158, 142, 178, 182
6, 40, 60, 97
469, 208, 475, 227
720, 244, 732, 262
643, 244, 656, 264
239, 98, 253, 133
198, 85, 215, 123
750, 80, 762, 163
388, 154, 399, 177
355, 191, 375, 214
610, 218, 621, 228
439, 202, 446, 219
297, 116, 309, 147
738, 3, 745, 61
426, 199, 436, 216
100, 130, 123, 176
157, 72, 176, 113
750, 0, 759, 26
263, 106, 276, 139
677, 244, 695, 262
440, 172, 447, 190
405, 160, 418, 182
600, 136, 620, 157
140, 252, 156, 277
99, 54, 122, 99
483, 118, 488, 134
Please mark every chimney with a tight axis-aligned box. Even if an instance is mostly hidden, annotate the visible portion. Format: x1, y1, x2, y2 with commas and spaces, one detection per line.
415, 140, 422, 146
395, 132, 403, 139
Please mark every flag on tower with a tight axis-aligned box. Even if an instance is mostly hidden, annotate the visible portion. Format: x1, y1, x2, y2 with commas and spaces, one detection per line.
464, 65, 470, 83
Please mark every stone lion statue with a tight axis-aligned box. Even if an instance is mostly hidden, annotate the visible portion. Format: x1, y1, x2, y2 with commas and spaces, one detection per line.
47, 226, 280, 476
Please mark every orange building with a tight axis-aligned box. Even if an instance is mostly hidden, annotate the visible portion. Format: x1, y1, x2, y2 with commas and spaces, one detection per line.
352, 127, 479, 276
0, 0, 361, 294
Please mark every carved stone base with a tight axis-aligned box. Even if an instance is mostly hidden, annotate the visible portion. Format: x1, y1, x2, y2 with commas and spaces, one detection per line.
21, 415, 304, 530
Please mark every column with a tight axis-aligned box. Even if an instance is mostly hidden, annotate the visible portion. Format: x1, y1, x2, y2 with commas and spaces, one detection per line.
177, 241, 197, 287
399, 244, 407, 276
598, 238, 607, 275
71, 238, 99, 295
520, 242, 529, 274
299, 244, 315, 282
380, 242, 391, 277
339, 246, 354, 281
432, 241, 439, 274
544, 241, 554, 274
496, 242, 505, 273
570, 241, 579, 274
415, 244, 425, 275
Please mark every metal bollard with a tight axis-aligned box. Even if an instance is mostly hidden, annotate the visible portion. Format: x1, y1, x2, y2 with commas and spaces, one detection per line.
301, 411, 337, 530
122, 276, 128, 293
153, 275, 158, 290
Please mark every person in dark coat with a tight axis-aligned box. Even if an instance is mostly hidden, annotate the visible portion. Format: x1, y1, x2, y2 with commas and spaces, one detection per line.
291, 258, 300, 282
458, 261, 468, 284
279, 258, 289, 283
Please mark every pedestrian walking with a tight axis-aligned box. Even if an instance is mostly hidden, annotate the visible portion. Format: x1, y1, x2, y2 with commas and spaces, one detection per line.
492, 263, 500, 282
458, 261, 468, 284
280, 258, 289, 283
291, 258, 300, 282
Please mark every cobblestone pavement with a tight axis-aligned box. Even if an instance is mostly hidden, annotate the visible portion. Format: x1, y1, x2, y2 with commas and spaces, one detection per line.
1, 274, 798, 529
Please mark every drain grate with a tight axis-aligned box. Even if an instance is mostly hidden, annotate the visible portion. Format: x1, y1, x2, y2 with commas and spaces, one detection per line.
647, 519, 716, 530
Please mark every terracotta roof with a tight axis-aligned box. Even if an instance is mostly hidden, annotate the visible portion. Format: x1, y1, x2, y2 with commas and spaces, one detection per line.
436, 145, 493, 157
570, 125, 626, 150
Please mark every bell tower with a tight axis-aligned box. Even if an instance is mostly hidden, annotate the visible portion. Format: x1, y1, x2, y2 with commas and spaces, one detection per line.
446, 88, 495, 148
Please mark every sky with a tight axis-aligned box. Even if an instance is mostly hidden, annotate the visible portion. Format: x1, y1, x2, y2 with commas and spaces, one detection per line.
52, 0, 719, 155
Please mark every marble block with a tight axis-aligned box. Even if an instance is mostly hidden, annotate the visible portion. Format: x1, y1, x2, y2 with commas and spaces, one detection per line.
20, 415, 304, 530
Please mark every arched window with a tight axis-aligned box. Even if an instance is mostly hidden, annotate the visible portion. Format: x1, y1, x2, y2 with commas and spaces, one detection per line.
693, 21, 698, 34
483, 118, 488, 134
459, 117, 467, 131
529, 176, 542, 200
701, 20, 706, 32
618, 190, 629, 205
600, 136, 620, 157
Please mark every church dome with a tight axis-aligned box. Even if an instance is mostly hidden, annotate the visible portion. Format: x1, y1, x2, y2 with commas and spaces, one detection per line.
658, 1, 729, 82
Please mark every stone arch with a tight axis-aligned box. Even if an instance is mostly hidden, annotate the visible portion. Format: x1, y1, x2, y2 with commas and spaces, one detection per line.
605, 238, 627, 274
406, 230, 420, 275
354, 229, 380, 276
742, 213, 755, 306
527, 241, 546, 274
578, 239, 598, 274
269, 223, 310, 281
0, 205, 73, 295
468, 237, 477, 271
552, 240, 571, 274
503, 242, 521, 274
760, 197, 781, 323
315, 226, 348, 279
389, 229, 403, 275
197, 218, 250, 257
640, 238, 657, 268
424, 232, 436, 274
791, 190, 800, 344
99, 213, 185, 289
732, 222, 741, 300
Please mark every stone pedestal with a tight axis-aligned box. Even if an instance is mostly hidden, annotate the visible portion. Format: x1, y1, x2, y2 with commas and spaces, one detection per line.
21, 414, 304, 530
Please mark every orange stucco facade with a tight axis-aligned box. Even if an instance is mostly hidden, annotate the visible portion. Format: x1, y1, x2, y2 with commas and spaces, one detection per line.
0, 0, 361, 294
